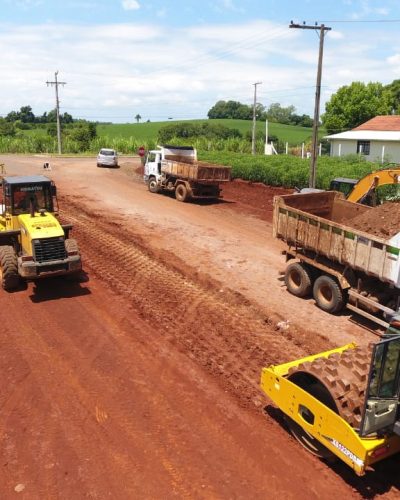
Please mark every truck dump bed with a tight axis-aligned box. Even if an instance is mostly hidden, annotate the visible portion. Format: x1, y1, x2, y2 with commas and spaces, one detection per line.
161, 159, 231, 182
273, 191, 400, 288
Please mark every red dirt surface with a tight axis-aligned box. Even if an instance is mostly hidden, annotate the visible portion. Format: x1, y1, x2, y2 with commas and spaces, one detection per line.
349, 202, 400, 239
0, 155, 398, 499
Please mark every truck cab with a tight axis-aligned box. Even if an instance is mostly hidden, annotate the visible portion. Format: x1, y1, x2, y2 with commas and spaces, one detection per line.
143, 150, 162, 184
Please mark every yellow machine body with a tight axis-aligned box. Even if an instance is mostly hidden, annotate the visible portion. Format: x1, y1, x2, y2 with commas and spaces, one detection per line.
260, 345, 400, 475
346, 167, 400, 203
0, 175, 81, 282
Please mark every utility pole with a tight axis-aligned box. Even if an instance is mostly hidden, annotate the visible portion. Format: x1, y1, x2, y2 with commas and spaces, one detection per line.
289, 22, 331, 188
251, 81, 262, 155
46, 71, 66, 154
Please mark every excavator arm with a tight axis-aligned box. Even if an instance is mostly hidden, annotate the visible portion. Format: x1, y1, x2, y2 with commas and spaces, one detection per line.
346, 168, 400, 204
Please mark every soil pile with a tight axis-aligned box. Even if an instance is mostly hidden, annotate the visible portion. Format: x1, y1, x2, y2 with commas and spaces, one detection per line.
349, 202, 400, 239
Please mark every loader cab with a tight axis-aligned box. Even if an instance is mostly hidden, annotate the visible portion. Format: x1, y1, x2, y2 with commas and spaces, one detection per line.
2, 176, 56, 217
360, 322, 400, 438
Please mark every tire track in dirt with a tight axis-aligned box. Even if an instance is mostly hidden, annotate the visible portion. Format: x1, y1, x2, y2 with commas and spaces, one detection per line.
62, 199, 333, 411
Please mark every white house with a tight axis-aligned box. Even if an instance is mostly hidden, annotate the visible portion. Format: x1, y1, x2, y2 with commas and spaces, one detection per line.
325, 116, 400, 163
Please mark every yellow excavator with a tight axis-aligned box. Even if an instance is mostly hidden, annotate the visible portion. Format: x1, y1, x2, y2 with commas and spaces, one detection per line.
330, 165, 400, 205
260, 318, 400, 475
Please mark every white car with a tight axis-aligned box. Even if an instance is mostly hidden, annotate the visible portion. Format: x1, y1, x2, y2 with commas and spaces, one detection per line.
97, 148, 118, 167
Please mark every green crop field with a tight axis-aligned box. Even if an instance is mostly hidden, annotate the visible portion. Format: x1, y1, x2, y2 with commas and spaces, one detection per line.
96, 119, 316, 145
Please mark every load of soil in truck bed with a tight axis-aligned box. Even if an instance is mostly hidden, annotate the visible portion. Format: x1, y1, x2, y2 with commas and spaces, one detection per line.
348, 201, 400, 239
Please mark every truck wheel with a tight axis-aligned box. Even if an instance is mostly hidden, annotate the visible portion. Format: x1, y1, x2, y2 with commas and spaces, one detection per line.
284, 262, 313, 298
148, 178, 160, 194
175, 184, 188, 202
313, 275, 344, 313
0, 246, 19, 291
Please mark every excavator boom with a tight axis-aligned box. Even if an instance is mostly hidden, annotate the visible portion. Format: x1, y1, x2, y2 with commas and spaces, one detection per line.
346, 167, 400, 203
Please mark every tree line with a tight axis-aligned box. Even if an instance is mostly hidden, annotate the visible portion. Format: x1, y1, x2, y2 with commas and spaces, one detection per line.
207, 101, 313, 127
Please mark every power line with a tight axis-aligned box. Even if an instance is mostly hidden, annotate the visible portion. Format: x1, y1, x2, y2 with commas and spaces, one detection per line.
321, 19, 400, 23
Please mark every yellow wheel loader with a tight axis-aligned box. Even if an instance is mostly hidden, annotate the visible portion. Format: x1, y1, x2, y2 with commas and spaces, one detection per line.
261, 319, 400, 475
0, 175, 81, 290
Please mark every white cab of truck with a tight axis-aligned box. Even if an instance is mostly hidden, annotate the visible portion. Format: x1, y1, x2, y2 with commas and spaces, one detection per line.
144, 145, 196, 183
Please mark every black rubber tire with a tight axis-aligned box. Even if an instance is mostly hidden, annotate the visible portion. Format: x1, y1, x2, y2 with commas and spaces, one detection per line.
284, 262, 313, 298
0, 245, 19, 291
175, 184, 188, 202
148, 178, 160, 194
313, 275, 344, 313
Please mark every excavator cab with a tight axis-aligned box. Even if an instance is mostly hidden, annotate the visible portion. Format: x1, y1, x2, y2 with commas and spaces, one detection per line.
360, 333, 400, 437
329, 177, 358, 198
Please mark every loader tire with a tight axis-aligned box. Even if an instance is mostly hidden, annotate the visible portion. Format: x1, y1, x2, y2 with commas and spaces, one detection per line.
175, 184, 188, 202
0, 246, 19, 291
284, 262, 313, 298
313, 275, 345, 313
148, 178, 160, 194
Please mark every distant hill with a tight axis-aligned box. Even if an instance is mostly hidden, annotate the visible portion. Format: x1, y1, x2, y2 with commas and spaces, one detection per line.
96, 119, 316, 145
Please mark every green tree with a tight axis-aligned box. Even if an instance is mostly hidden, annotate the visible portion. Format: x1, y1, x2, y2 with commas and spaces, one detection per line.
266, 103, 296, 124
19, 105, 35, 123
135, 114, 142, 123
385, 79, 400, 114
0, 118, 16, 136
5, 110, 19, 122
207, 100, 254, 120
322, 82, 392, 134
67, 122, 96, 150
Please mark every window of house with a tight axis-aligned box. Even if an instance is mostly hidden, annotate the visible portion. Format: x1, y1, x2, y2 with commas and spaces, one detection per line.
357, 140, 370, 155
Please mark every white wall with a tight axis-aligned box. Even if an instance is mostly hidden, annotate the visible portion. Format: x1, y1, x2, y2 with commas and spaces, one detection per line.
329, 140, 400, 162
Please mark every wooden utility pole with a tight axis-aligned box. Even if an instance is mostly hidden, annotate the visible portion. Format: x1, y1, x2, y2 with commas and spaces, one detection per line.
289, 22, 331, 188
46, 71, 66, 154
251, 81, 262, 155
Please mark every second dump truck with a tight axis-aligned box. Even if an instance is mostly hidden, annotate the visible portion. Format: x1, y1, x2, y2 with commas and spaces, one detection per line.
144, 145, 231, 202
274, 190, 400, 327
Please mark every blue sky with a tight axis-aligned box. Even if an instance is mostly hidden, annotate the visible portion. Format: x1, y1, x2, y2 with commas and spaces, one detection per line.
0, 0, 399, 123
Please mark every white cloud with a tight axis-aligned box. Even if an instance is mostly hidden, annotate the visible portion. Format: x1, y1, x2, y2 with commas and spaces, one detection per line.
122, 0, 140, 11
0, 19, 397, 121
327, 31, 344, 40
387, 54, 400, 65
156, 8, 167, 18
213, 0, 245, 14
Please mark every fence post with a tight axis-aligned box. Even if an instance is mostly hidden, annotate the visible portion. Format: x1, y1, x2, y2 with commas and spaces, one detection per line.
301, 143, 304, 159
319, 143, 322, 156
285, 142, 288, 155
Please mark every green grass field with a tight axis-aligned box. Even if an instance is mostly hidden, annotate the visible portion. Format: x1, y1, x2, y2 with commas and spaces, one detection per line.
96, 119, 316, 145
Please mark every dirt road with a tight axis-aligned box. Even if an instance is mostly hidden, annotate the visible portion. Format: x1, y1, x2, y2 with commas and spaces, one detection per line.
0, 155, 399, 499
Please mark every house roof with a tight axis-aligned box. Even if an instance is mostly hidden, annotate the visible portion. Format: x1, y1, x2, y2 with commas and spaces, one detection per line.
325, 130, 400, 141
325, 116, 400, 141
353, 115, 400, 131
